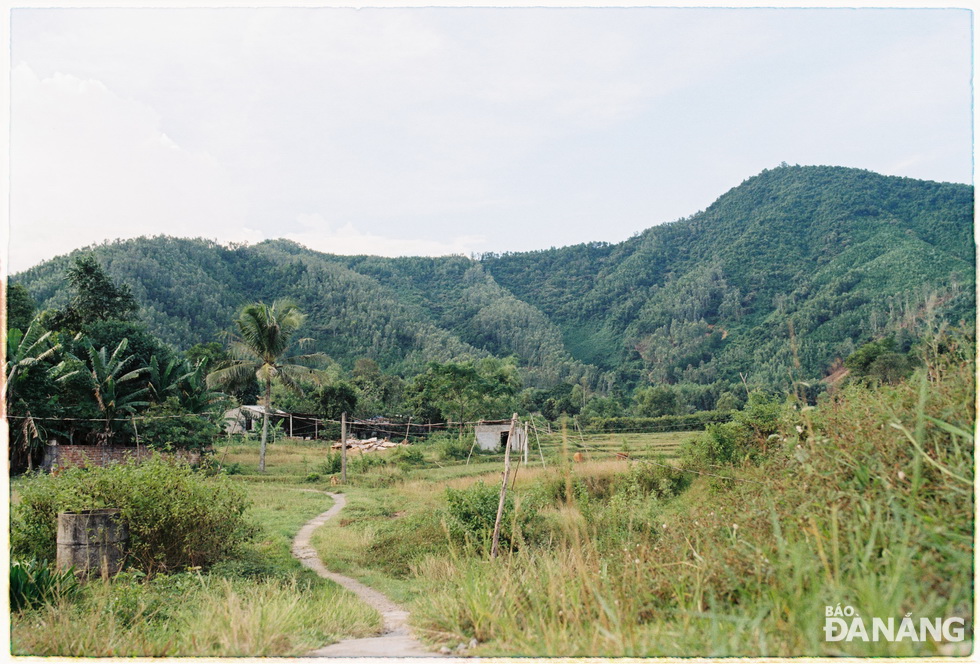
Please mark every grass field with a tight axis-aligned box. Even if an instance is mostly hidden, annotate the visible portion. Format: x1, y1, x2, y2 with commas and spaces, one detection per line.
10, 475, 382, 657
291, 350, 973, 657
12, 354, 973, 659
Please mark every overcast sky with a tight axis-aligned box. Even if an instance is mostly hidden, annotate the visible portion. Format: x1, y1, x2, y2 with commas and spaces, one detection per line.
7, 6, 973, 274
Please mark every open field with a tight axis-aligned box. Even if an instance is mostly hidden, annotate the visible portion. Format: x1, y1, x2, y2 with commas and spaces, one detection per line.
12, 348, 973, 660
213, 428, 695, 482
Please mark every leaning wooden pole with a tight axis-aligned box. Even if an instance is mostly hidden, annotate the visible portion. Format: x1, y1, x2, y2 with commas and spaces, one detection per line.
340, 412, 348, 484
531, 418, 547, 468
523, 422, 529, 466
490, 413, 518, 559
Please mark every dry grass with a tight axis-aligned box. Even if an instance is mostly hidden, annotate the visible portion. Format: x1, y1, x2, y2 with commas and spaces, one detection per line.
12, 576, 380, 657
311, 336, 974, 656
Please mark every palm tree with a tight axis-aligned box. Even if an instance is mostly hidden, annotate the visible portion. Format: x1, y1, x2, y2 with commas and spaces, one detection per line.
206, 300, 327, 472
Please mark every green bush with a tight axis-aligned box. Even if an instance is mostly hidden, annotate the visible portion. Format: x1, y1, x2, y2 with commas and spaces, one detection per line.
617, 461, 690, 500
11, 456, 257, 573
681, 393, 784, 467
682, 421, 747, 467
10, 559, 79, 612
315, 452, 342, 475
391, 445, 424, 468
434, 435, 473, 461
444, 481, 537, 551
138, 398, 221, 450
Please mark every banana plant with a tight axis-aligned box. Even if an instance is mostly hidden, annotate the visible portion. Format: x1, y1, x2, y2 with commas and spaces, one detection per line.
5, 319, 79, 469
4, 322, 58, 401
177, 360, 232, 416
84, 338, 150, 443
146, 354, 193, 402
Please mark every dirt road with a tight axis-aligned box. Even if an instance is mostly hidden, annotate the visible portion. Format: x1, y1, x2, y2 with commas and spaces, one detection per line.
291, 492, 442, 657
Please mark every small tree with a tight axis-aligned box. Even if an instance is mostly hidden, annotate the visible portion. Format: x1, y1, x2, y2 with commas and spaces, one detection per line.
412, 357, 521, 439
207, 300, 327, 472
83, 338, 150, 443
50, 255, 139, 332
5, 318, 75, 470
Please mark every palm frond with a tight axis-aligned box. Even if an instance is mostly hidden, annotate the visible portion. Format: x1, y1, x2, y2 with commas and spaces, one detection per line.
279, 363, 327, 387
227, 340, 265, 363
207, 361, 258, 390
281, 352, 331, 369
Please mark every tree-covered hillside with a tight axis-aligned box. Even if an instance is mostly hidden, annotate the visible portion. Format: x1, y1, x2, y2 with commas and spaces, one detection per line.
482, 165, 974, 386
13, 165, 974, 394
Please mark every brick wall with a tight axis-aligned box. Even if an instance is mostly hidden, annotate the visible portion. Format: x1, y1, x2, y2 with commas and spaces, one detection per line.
42, 445, 202, 470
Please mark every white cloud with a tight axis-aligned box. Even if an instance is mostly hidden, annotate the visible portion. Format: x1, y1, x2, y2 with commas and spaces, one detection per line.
7, 8, 972, 273
9, 62, 252, 272
286, 213, 485, 257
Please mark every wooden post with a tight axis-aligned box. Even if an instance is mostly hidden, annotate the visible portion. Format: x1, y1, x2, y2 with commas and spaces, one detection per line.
531, 419, 547, 468
465, 424, 479, 465
523, 422, 529, 466
341, 412, 347, 484
404, 416, 412, 443
289, 414, 293, 438
131, 415, 140, 459
491, 413, 518, 559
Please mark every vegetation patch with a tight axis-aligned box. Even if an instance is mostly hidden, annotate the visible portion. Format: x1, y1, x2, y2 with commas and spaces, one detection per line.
11, 455, 256, 573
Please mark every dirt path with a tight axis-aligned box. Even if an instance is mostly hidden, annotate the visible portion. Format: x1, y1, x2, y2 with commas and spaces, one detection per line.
291, 492, 442, 657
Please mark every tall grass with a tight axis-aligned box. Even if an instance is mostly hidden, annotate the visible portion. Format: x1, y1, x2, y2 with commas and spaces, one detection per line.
320, 329, 974, 656
11, 575, 380, 656
11, 483, 383, 655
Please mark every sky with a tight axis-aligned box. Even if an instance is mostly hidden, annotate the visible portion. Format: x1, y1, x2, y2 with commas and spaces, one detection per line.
6, 5, 974, 274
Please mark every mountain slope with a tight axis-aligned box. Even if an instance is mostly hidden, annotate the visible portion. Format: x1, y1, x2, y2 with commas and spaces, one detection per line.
482, 165, 974, 384
13, 165, 974, 390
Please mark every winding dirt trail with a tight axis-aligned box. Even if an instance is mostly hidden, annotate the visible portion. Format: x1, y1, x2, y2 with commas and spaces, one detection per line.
291, 492, 441, 657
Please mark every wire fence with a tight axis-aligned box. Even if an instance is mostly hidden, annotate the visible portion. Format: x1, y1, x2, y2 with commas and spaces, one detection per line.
7, 408, 772, 487
4, 411, 717, 437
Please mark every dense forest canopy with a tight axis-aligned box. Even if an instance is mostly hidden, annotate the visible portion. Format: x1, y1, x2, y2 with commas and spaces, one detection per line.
12, 164, 974, 401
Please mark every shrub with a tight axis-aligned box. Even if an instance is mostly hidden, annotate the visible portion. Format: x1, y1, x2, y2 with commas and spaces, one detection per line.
11, 455, 257, 573
138, 398, 221, 450
681, 393, 784, 467
10, 559, 79, 612
681, 421, 747, 467
391, 445, 425, 468
444, 481, 538, 551
617, 461, 690, 500
434, 434, 473, 461
315, 452, 342, 475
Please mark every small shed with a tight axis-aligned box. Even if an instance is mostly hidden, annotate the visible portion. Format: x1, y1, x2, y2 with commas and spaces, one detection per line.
474, 421, 527, 452
222, 405, 287, 435
223, 406, 323, 439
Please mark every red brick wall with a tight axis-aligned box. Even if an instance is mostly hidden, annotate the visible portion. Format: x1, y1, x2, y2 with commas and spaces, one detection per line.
43, 445, 202, 470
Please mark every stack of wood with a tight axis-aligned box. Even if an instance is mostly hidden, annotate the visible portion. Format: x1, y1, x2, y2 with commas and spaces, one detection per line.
330, 437, 410, 454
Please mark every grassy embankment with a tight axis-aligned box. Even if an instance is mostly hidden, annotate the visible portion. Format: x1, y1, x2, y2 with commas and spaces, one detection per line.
10, 472, 382, 657
306, 337, 974, 657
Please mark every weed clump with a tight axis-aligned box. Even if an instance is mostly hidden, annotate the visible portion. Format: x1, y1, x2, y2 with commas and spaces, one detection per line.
445, 481, 539, 551
9, 559, 79, 612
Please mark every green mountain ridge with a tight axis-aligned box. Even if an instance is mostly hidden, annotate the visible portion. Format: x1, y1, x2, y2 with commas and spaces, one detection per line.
13, 164, 974, 392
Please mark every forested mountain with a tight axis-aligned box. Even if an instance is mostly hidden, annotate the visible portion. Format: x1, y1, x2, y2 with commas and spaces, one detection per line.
13, 165, 974, 394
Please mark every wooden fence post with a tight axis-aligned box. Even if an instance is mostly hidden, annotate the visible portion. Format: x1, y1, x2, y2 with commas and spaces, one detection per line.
341, 412, 347, 484
491, 413, 518, 559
